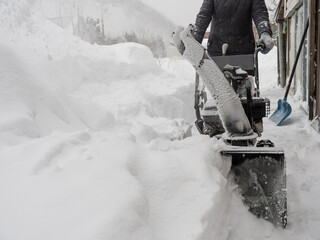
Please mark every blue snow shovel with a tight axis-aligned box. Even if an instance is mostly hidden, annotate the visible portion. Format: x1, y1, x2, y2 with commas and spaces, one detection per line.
270, 18, 309, 125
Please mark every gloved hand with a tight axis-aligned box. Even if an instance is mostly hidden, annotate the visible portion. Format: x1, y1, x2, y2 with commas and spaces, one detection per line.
172, 26, 185, 55
257, 33, 274, 54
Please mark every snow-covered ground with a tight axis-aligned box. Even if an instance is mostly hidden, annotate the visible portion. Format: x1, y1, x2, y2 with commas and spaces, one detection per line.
1, 1, 320, 240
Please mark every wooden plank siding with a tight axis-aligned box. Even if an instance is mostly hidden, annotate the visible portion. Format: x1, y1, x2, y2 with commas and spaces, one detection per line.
275, 0, 320, 128
275, 1, 317, 120
276, 0, 285, 22
285, 0, 303, 18
317, 0, 320, 117
309, 0, 318, 120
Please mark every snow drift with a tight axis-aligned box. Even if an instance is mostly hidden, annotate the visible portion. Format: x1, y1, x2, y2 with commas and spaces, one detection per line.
0, 1, 231, 240
1, 0, 320, 240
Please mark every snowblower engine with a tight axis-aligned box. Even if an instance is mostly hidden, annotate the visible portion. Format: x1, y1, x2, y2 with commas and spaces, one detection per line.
195, 49, 270, 140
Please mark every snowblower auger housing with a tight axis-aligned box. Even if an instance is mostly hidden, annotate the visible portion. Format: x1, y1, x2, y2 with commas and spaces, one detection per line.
221, 147, 287, 227
172, 24, 287, 228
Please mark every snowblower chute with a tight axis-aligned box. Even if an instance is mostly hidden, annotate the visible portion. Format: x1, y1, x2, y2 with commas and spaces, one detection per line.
172, 25, 287, 227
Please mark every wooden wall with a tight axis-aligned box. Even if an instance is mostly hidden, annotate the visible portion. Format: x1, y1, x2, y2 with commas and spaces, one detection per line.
308, 0, 320, 120
285, 0, 303, 17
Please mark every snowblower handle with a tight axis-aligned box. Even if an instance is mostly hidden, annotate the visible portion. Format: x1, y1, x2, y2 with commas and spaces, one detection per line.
257, 44, 265, 51
254, 47, 262, 97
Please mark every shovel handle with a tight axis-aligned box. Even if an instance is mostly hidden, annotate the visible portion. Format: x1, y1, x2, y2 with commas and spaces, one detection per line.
284, 18, 309, 99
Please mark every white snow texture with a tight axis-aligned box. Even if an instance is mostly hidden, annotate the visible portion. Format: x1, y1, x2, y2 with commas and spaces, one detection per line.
1, 1, 320, 240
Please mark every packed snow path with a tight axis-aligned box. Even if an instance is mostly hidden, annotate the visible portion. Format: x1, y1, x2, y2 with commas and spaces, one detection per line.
1, 1, 320, 239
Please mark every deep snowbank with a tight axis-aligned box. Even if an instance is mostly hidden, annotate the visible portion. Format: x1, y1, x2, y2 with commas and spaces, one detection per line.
0, 0, 190, 143
76, 0, 176, 41
0, 1, 232, 240
40, 0, 176, 42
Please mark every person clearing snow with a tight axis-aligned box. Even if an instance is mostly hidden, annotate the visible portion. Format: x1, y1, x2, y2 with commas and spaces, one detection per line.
190, 0, 275, 136
172, 0, 286, 226
193, 0, 274, 57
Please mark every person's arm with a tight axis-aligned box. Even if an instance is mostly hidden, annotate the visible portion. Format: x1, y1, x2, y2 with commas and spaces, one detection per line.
251, 0, 272, 37
252, 0, 274, 53
193, 0, 214, 43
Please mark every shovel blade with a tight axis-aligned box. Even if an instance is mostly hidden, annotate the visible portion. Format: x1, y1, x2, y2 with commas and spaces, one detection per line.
269, 99, 292, 125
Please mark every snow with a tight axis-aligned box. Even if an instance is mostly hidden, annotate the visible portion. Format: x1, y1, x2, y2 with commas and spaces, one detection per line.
1, 1, 320, 240
40, 0, 175, 43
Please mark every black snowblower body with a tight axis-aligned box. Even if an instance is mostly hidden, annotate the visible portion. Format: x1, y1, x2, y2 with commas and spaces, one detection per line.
172, 25, 287, 227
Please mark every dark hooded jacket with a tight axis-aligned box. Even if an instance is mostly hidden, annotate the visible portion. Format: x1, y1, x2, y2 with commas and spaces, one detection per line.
193, 0, 272, 56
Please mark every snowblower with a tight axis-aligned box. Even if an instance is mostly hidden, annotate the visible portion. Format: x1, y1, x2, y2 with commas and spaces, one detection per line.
173, 25, 287, 228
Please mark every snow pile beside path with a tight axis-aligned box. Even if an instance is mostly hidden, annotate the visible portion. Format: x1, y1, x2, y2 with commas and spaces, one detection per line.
0, 1, 233, 240
0, 130, 231, 240
0, 0, 185, 143
76, 0, 176, 42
